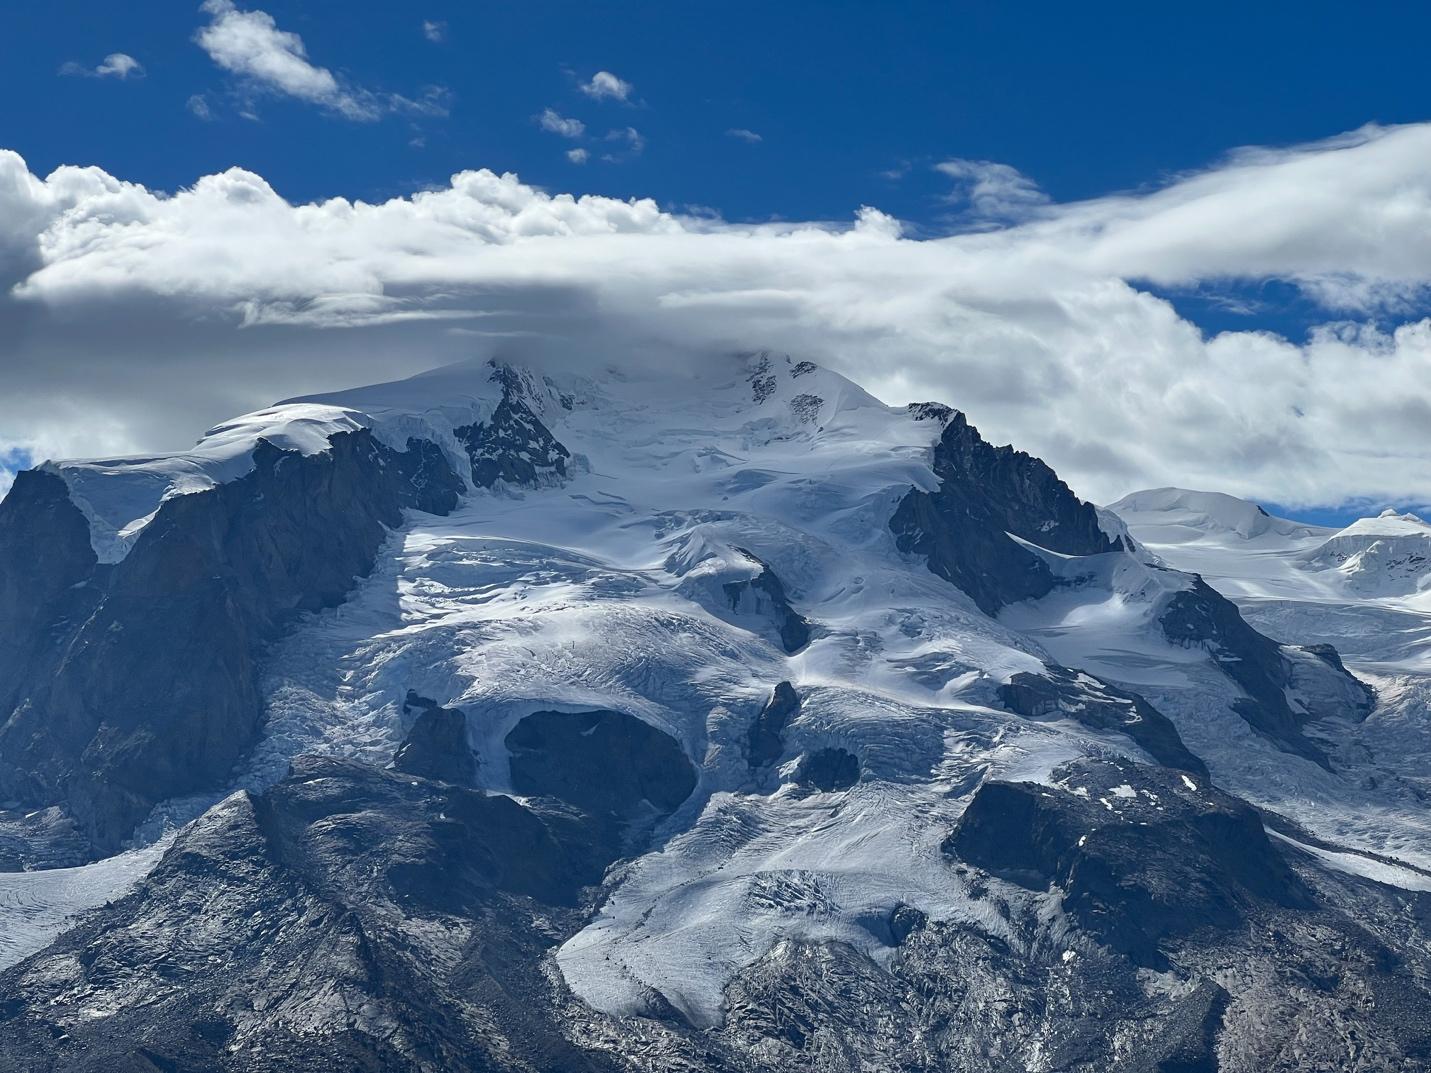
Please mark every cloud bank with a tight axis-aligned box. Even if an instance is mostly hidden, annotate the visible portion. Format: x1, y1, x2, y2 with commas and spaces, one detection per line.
4, 122, 1431, 510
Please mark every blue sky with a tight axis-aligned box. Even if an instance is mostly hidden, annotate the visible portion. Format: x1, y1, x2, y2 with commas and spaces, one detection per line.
4, 2, 1431, 522
10, 1, 1430, 241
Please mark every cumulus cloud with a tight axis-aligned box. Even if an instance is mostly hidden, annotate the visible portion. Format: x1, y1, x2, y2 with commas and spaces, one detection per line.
580, 70, 633, 102
422, 19, 446, 43
727, 128, 762, 143
60, 53, 145, 80
567, 148, 590, 165
195, 0, 448, 121
6, 123, 1431, 511
538, 109, 585, 138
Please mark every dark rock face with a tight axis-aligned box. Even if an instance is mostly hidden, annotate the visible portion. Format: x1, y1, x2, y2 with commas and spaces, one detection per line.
722, 549, 811, 653
3, 767, 1431, 1071
0, 758, 623, 1073
395, 437, 466, 515
947, 758, 1310, 966
0, 431, 461, 855
746, 681, 800, 772
1158, 577, 1359, 767
1000, 665, 1208, 777
906, 400, 954, 423
0, 470, 98, 722
453, 370, 570, 490
1126, 978, 1228, 1073
795, 747, 860, 792
505, 710, 697, 822
890, 410, 1117, 615
392, 692, 478, 786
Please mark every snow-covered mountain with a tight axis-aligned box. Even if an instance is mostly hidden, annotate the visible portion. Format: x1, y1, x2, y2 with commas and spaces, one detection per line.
1, 356, 1429, 1072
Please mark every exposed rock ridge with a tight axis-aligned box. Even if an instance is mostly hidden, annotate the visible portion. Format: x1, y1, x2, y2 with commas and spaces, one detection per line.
392, 692, 478, 786
1000, 665, 1208, 777
947, 757, 1311, 967
1157, 577, 1374, 767
890, 410, 1117, 615
0, 430, 464, 854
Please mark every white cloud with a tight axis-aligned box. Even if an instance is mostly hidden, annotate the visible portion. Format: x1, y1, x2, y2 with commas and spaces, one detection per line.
194, 0, 450, 121
580, 70, 633, 102
935, 158, 1049, 223
422, 19, 446, 43
538, 109, 585, 138
60, 53, 145, 80
602, 126, 645, 161
187, 94, 214, 120
7, 123, 1431, 511
567, 148, 590, 164
727, 128, 762, 144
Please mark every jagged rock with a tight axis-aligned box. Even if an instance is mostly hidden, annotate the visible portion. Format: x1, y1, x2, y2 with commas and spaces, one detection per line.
890, 410, 1116, 615
1000, 665, 1208, 777
1159, 577, 1347, 766
505, 710, 697, 822
788, 393, 822, 423
947, 758, 1311, 966
0, 758, 622, 1072
0, 431, 439, 853
747, 351, 778, 403
747, 681, 800, 772
395, 437, 466, 515
454, 391, 570, 489
392, 692, 478, 786
906, 400, 953, 423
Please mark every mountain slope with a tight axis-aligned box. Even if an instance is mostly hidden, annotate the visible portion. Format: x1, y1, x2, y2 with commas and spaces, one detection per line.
0, 356, 1426, 1071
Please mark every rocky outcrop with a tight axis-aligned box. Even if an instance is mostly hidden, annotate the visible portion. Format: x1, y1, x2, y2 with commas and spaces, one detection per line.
1302, 642, 1377, 718
395, 437, 467, 514
946, 758, 1310, 966
453, 372, 570, 490
504, 710, 697, 825
1000, 665, 1208, 777
1157, 577, 1375, 767
2, 748, 1429, 1071
722, 549, 811, 653
746, 681, 800, 772
794, 747, 860, 792
391, 692, 478, 786
891, 410, 1118, 615
1125, 979, 1228, 1073
0, 757, 621, 1072
0, 431, 465, 855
